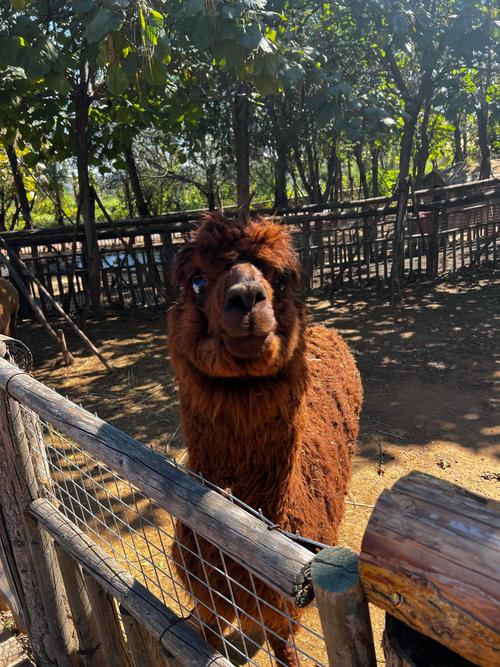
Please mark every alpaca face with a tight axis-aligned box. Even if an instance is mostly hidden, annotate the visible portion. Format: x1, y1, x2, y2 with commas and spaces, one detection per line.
169, 214, 305, 378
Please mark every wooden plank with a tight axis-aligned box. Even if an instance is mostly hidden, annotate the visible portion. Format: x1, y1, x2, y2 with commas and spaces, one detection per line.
120, 605, 168, 667
359, 472, 500, 667
82, 575, 132, 667
55, 544, 106, 667
31, 499, 232, 667
0, 359, 314, 604
311, 547, 376, 667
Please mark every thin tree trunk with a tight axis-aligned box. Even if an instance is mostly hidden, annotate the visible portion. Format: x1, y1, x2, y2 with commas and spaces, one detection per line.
347, 156, 354, 200
122, 178, 134, 217
294, 147, 314, 201
354, 143, 369, 199
452, 117, 464, 163
416, 97, 433, 181
371, 145, 380, 197
6, 143, 33, 229
206, 163, 218, 210
273, 147, 288, 209
324, 140, 338, 202
124, 145, 150, 216
233, 81, 251, 218
74, 55, 102, 319
476, 83, 491, 179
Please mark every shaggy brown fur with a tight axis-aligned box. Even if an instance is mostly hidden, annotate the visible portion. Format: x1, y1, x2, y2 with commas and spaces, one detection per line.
168, 214, 362, 665
0, 278, 19, 336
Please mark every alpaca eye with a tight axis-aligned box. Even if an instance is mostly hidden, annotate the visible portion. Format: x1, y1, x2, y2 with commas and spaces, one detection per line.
191, 275, 207, 295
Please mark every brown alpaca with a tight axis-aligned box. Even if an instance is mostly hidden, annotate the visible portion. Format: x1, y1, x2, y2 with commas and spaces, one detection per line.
0, 278, 19, 336
168, 214, 362, 666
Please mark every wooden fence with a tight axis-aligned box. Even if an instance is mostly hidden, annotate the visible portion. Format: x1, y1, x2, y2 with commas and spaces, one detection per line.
0, 336, 498, 666
1, 179, 499, 317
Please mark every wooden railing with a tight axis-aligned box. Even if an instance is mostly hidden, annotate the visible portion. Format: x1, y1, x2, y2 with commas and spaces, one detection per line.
0, 336, 498, 665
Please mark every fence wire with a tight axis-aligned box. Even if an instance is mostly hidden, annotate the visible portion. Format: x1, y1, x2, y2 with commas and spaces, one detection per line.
21, 404, 327, 666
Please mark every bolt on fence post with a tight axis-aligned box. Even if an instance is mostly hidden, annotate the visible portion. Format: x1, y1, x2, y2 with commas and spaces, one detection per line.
311, 546, 377, 667
0, 337, 81, 667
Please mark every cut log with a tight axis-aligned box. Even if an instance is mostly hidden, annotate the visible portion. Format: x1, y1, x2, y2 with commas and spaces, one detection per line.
359, 471, 500, 667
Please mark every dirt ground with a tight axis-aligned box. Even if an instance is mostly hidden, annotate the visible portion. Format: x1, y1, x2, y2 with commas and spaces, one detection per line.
16, 272, 500, 662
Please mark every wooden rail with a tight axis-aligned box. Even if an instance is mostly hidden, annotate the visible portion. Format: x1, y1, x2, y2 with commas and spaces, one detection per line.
0, 357, 314, 606
359, 472, 500, 667
31, 498, 231, 667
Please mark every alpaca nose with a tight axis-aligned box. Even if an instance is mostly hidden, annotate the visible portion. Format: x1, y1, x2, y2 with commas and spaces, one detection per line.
225, 281, 267, 312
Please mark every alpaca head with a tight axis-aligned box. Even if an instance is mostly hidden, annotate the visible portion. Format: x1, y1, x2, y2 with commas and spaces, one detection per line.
169, 213, 305, 378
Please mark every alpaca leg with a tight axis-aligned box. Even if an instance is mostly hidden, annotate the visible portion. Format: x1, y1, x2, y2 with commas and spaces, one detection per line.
269, 632, 299, 667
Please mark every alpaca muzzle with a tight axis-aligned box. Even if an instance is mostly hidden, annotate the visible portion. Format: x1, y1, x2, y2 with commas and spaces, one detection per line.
221, 268, 277, 358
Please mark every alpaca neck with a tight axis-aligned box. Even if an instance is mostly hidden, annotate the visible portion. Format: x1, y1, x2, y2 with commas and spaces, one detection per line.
177, 349, 308, 512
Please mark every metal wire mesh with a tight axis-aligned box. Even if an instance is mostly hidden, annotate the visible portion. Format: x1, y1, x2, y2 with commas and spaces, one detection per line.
21, 403, 327, 666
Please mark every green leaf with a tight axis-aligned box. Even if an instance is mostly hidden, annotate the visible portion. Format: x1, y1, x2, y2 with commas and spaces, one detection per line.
11, 0, 27, 9
106, 63, 129, 95
45, 72, 71, 95
148, 9, 164, 30
25, 38, 59, 77
84, 8, 124, 44
72, 0, 94, 15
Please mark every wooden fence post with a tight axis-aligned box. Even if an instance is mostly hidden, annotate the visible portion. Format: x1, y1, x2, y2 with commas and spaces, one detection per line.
311, 546, 377, 667
301, 221, 312, 292
120, 605, 169, 667
0, 339, 82, 667
54, 544, 106, 667
426, 209, 440, 278
160, 232, 176, 302
82, 574, 132, 667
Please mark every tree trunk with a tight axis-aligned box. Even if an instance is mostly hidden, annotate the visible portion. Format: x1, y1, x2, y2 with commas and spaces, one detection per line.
124, 145, 150, 216
74, 56, 102, 319
452, 118, 464, 163
305, 142, 321, 204
323, 140, 338, 202
335, 158, 343, 201
371, 145, 380, 197
390, 102, 419, 299
233, 81, 251, 219
206, 163, 218, 210
347, 156, 354, 200
476, 83, 491, 179
122, 178, 134, 218
416, 97, 432, 181
354, 143, 369, 199
6, 143, 33, 230
273, 146, 288, 209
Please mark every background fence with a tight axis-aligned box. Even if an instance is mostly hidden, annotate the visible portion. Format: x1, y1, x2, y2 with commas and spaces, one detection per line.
2, 178, 499, 318
0, 337, 498, 666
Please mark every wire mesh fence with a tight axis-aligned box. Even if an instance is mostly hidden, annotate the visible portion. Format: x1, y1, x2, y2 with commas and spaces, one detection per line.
21, 402, 328, 666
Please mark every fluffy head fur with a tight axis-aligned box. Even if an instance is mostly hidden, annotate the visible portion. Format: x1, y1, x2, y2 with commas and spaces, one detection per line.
168, 214, 362, 666
170, 213, 303, 378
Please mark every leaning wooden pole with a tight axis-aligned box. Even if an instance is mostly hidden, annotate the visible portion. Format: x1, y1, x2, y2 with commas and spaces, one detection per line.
0, 250, 74, 366
0, 240, 113, 371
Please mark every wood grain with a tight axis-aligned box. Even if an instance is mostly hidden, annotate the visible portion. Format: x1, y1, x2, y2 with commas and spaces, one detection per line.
360, 472, 500, 667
